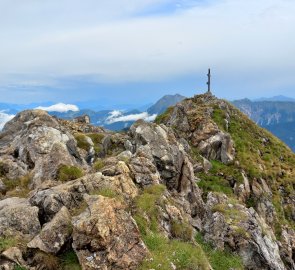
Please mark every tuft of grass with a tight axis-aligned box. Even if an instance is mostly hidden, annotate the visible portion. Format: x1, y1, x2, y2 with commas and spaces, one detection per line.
195, 232, 244, 270
140, 233, 211, 270
87, 133, 104, 144
59, 250, 81, 270
0, 236, 18, 252
170, 220, 193, 242
74, 133, 90, 151
90, 188, 118, 198
88, 133, 104, 154
57, 165, 83, 182
93, 159, 105, 171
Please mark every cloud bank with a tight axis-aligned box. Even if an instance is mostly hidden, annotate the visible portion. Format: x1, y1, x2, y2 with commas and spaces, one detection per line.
35, 103, 79, 112
0, 0, 295, 101
106, 111, 157, 124
0, 111, 15, 130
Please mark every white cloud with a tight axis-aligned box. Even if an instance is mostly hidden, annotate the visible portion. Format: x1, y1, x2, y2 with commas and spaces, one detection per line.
35, 103, 79, 112
0, 111, 15, 130
0, 0, 294, 100
106, 111, 157, 124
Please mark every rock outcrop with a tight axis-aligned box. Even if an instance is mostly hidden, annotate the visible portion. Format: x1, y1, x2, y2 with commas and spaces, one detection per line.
0, 197, 40, 239
203, 192, 285, 270
0, 110, 85, 187
0, 95, 294, 270
27, 206, 72, 254
72, 195, 148, 270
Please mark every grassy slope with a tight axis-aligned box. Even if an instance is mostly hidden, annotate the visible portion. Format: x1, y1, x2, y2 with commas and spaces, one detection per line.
212, 102, 295, 231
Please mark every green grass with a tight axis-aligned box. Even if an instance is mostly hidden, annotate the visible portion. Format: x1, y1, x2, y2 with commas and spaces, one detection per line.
133, 184, 166, 235
87, 133, 104, 144
60, 250, 81, 270
57, 165, 83, 182
87, 133, 104, 154
197, 160, 242, 197
170, 220, 193, 242
213, 104, 295, 232
2, 173, 32, 197
74, 133, 90, 151
90, 188, 118, 198
195, 233, 244, 270
133, 184, 211, 270
154, 107, 174, 124
0, 236, 18, 252
140, 233, 211, 270
93, 159, 105, 171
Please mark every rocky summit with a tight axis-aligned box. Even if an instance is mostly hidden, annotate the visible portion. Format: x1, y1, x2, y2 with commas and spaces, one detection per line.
0, 93, 294, 270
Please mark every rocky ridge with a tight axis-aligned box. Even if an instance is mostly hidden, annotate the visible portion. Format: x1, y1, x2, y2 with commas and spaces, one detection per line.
0, 93, 294, 270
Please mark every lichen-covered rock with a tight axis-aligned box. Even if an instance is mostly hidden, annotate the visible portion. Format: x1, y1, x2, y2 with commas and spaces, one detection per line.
27, 206, 72, 254
162, 93, 235, 164
72, 195, 148, 270
0, 110, 85, 187
129, 120, 205, 219
0, 197, 41, 238
129, 147, 160, 187
0, 247, 27, 268
280, 228, 295, 270
30, 166, 138, 221
203, 192, 286, 270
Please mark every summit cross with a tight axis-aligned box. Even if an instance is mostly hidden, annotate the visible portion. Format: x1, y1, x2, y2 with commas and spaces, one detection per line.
207, 68, 211, 93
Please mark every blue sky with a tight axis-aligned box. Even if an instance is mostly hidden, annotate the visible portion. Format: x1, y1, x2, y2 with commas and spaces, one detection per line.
0, 0, 295, 106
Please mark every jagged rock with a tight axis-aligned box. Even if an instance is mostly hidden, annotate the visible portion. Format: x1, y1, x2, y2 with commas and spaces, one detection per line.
280, 228, 295, 270
73, 115, 90, 124
72, 195, 148, 269
129, 120, 205, 218
197, 132, 235, 164
30, 165, 137, 221
203, 192, 286, 270
162, 94, 235, 164
1, 247, 26, 268
129, 147, 160, 187
101, 133, 128, 156
234, 171, 251, 202
0, 110, 85, 187
0, 197, 40, 238
27, 206, 72, 254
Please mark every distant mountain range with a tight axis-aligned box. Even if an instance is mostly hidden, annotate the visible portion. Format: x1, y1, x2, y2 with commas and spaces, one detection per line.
50, 94, 186, 131
232, 98, 295, 151
1, 94, 295, 152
